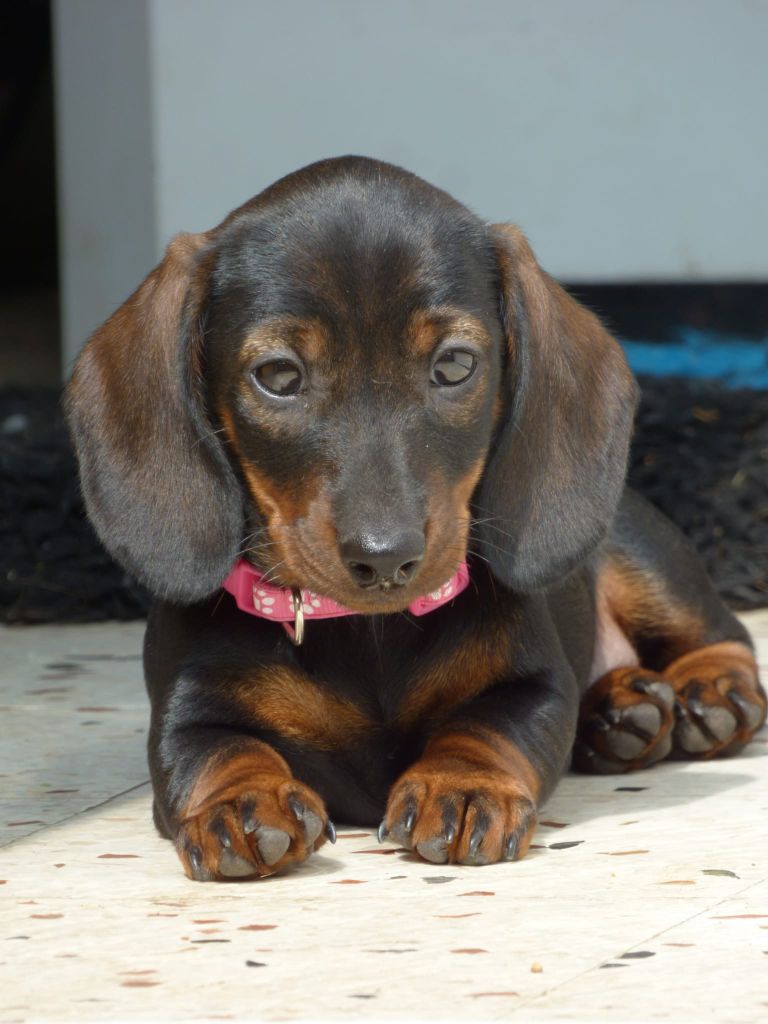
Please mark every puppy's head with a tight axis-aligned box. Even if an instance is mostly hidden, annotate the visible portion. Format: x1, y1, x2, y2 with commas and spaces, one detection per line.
65, 156, 637, 607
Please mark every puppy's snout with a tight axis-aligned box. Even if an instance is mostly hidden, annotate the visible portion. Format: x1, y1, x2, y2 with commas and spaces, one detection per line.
340, 529, 425, 590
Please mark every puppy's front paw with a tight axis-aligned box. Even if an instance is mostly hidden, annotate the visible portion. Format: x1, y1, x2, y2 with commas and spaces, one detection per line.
380, 734, 539, 865
175, 751, 334, 881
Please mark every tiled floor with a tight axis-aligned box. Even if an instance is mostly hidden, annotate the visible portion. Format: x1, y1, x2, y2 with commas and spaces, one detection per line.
1, 613, 767, 1023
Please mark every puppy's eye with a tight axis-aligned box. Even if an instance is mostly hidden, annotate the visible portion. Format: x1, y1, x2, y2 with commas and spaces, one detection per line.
430, 349, 477, 387
252, 359, 304, 397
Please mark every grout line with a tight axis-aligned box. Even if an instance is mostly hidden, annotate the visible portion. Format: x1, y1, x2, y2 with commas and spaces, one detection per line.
0, 778, 151, 851
514, 870, 768, 1014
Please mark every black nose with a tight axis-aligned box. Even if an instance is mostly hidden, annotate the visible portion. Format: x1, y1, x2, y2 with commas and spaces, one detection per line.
340, 529, 425, 589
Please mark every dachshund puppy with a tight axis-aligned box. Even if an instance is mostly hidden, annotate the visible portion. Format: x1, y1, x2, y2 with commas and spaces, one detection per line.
65, 156, 766, 880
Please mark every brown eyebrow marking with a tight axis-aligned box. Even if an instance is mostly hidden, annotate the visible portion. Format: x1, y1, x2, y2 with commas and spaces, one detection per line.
408, 307, 492, 358
238, 316, 330, 364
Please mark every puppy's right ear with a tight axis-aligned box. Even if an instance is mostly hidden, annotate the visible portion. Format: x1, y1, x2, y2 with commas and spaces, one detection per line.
64, 233, 243, 603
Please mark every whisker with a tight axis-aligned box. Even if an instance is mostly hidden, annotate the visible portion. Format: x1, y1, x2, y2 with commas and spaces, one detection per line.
243, 537, 279, 551
466, 531, 513, 560
470, 501, 511, 519
235, 527, 264, 547
261, 559, 288, 585
398, 610, 424, 631
191, 425, 229, 450
467, 549, 492, 567
469, 517, 518, 542
235, 538, 280, 559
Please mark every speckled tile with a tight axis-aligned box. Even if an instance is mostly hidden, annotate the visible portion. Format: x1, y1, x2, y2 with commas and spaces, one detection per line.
520, 879, 768, 1023
0, 623, 148, 845
0, 614, 767, 1022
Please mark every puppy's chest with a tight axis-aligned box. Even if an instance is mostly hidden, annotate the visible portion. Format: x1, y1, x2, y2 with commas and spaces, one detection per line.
273, 610, 515, 745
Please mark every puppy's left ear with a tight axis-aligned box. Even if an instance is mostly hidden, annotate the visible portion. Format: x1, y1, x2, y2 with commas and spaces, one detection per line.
64, 232, 244, 603
475, 224, 639, 590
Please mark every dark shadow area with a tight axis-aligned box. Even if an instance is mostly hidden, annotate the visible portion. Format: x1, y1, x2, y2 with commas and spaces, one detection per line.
0, 0, 60, 388
568, 283, 768, 342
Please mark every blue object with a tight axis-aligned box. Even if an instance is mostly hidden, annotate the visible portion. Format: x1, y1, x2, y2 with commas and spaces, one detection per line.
620, 328, 768, 389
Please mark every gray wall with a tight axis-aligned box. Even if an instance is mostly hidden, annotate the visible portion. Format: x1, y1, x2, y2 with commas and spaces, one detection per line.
54, 0, 768, 368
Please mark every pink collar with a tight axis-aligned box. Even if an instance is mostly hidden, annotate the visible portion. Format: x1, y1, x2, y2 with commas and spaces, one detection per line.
222, 559, 470, 645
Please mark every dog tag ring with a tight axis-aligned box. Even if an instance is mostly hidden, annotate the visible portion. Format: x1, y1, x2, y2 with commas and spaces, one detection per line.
290, 587, 305, 646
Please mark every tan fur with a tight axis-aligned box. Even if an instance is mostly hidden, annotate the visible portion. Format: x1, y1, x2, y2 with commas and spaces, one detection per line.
236, 666, 372, 751
396, 620, 510, 729
598, 554, 705, 662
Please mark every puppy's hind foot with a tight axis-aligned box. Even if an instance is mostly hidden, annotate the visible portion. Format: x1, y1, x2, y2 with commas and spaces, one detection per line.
664, 642, 766, 759
573, 667, 676, 774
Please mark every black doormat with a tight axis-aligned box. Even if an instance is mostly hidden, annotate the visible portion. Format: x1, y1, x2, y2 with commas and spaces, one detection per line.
1, 388, 150, 623
2, 379, 767, 623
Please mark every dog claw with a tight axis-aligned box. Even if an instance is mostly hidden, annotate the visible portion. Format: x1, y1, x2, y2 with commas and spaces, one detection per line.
241, 801, 259, 834
631, 679, 675, 707
468, 827, 483, 857
679, 697, 737, 747
288, 795, 305, 821
286, 794, 325, 843
504, 834, 518, 861
588, 714, 612, 733
187, 843, 203, 873
285, 796, 323, 844
325, 819, 337, 844
728, 689, 764, 730
459, 825, 490, 866
302, 811, 324, 845
389, 807, 417, 849
211, 817, 232, 848
687, 697, 707, 718
377, 821, 388, 844
674, 713, 713, 753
